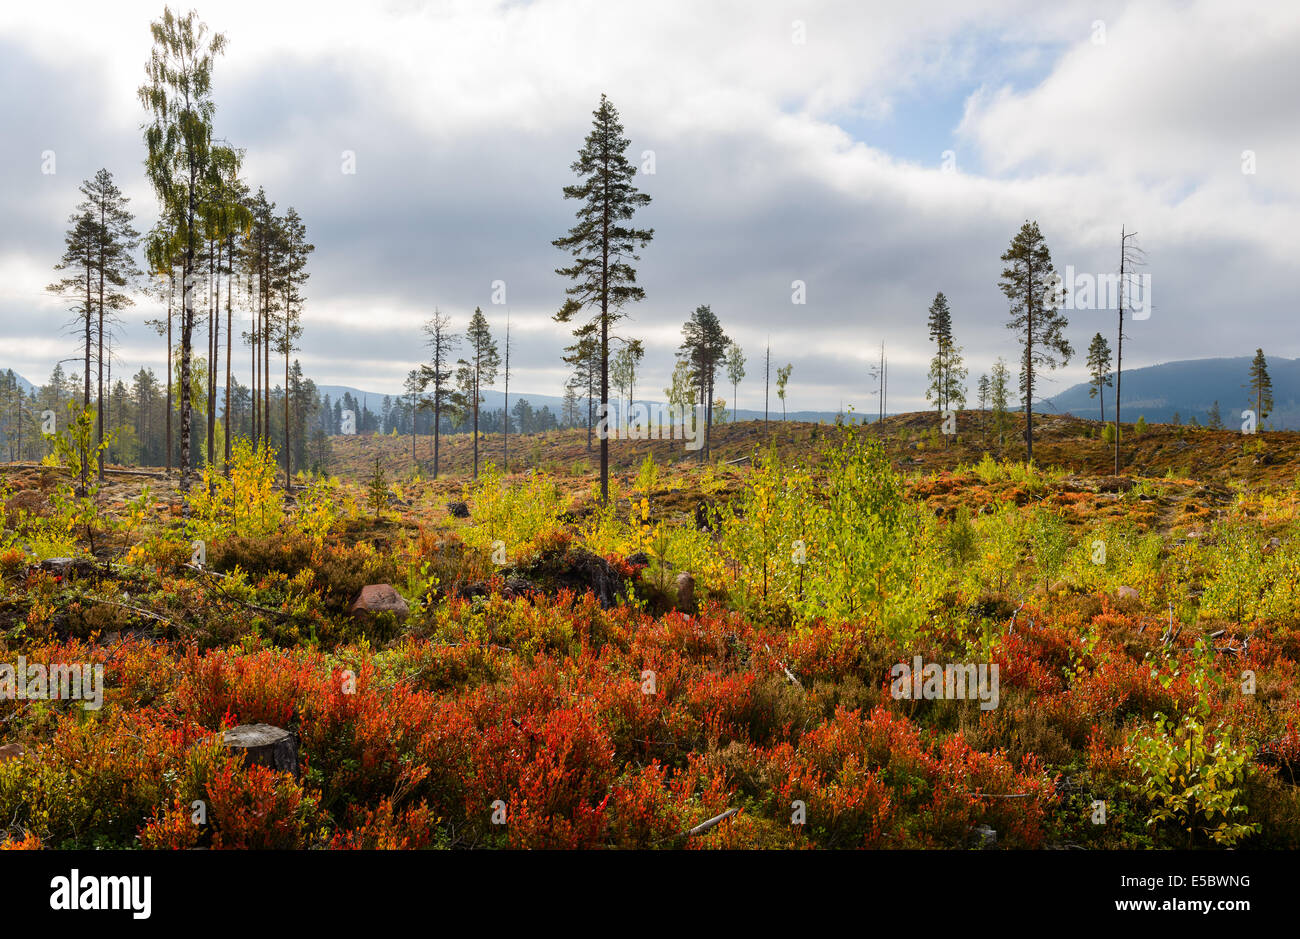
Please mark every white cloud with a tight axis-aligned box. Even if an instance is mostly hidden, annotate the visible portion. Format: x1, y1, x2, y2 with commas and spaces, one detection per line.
1, 0, 1296, 412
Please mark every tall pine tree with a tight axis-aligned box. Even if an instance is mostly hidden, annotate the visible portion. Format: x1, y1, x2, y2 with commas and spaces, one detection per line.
47, 208, 98, 493
139, 7, 228, 493
419, 310, 463, 479
456, 307, 499, 478
276, 207, 312, 487
998, 221, 1071, 462
80, 169, 141, 480
1086, 332, 1113, 423
553, 94, 653, 503
679, 305, 729, 458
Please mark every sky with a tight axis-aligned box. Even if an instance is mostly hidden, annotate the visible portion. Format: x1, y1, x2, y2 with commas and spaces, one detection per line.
1, 0, 1296, 413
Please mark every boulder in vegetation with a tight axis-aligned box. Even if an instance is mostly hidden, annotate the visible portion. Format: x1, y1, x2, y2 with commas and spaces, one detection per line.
349, 584, 411, 623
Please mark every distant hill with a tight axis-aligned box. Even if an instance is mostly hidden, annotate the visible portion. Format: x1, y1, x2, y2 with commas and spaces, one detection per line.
1049, 356, 1300, 430
20, 356, 1294, 430
316, 385, 571, 416
1, 370, 36, 396
315, 383, 858, 425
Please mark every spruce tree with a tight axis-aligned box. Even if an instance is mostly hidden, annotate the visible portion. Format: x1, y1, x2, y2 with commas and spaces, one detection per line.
925, 291, 953, 416
1248, 349, 1273, 429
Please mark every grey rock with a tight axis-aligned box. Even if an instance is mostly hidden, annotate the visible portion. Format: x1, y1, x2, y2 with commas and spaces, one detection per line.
350, 584, 411, 622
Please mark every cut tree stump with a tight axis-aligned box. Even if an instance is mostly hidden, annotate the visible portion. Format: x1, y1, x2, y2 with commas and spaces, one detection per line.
674, 572, 695, 611
220, 724, 298, 778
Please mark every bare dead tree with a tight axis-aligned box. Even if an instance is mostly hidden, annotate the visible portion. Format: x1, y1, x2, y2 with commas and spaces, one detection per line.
1114, 226, 1146, 474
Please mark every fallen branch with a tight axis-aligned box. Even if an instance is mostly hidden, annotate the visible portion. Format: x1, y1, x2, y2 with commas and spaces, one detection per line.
1007, 599, 1026, 635
0, 463, 168, 480
71, 595, 173, 628
188, 565, 293, 620
764, 643, 804, 689
684, 807, 740, 838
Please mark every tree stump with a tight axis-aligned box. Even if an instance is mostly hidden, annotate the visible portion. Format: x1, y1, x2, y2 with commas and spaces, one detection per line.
220, 724, 298, 778
674, 572, 695, 611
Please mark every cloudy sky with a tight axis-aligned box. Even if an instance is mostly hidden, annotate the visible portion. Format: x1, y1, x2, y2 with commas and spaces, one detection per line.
1, 0, 1296, 412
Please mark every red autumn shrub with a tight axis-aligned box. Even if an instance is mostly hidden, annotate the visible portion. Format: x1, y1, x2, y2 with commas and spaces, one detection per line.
330, 799, 439, 849
206, 764, 306, 850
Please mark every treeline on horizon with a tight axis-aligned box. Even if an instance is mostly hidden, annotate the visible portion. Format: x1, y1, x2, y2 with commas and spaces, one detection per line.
0, 362, 585, 470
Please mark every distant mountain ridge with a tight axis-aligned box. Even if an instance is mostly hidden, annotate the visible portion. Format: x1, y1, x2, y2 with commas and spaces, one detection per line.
8, 356, 1297, 430
1048, 356, 1300, 430
1, 370, 37, 396
315, 384, 856, 425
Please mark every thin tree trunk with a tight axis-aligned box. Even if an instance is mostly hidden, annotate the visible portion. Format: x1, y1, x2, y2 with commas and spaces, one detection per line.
599, 174, 610, 505
705, 370, 714, 458
1024, 252, 1035, 463
283, 264, 291, 489
253, 263, 260, 448
224, 239, 232, 474
208, 235, 217, 470
1115, 227, 1125, 475
96, 201, 106, 482
503, 317, 510, 472
284, 341, 290, 489
764, 344, 770, 431
166, 273, 173, 475
180, 173, 195, 495
106, 334, 112, 465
